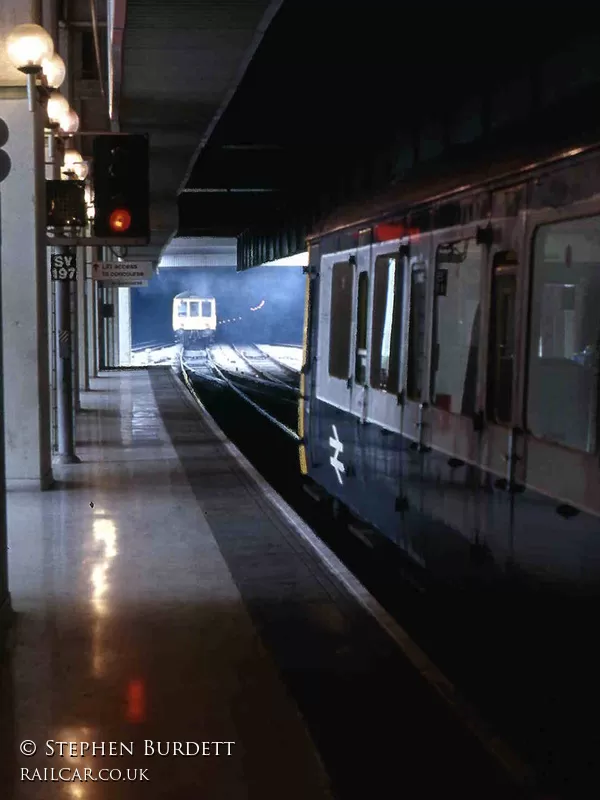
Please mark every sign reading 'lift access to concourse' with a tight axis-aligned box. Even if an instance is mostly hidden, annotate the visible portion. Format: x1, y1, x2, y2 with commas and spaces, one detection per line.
92, 261, 153, 285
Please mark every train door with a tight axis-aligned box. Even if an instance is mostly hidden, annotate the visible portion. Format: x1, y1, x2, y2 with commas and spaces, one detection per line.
348, 240, 371, 422
400, 237, 431, 447
366, 245, 404, 430
519, 204, 600, 524
316, 251, 355, 413
481, 248, 522, 485
426, 227, 486, 461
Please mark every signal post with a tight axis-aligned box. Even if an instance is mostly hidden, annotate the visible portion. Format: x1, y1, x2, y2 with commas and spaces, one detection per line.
45, 133, 151, 459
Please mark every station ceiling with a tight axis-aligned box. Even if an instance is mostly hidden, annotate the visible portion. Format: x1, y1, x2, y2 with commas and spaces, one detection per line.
115, 0, 282, 261
111, 0, 599, 265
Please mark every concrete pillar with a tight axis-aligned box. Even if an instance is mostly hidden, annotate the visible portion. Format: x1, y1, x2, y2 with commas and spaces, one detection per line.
45, 133, 59, 453
71, 273, 80, 412
47, 250, 57, 453
54, 250, 78, 463
112, 286, 119, 367
87, 247, 100, 379
98, 285, 106, 370
0, 98, 53, 490
79, 246, 89, 391
0, 171, 12, 637
72, 244, 88, 403
105, 286, 115, 367
118, 287, 131, 366
87, 255, 97, 379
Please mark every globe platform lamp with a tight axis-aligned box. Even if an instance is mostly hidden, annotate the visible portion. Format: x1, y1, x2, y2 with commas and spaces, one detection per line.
62, 148, 88, 181
41, 52, 66, 90
47, 90, 70, 130
6, 23, 54, 111
59, 108, 79, 135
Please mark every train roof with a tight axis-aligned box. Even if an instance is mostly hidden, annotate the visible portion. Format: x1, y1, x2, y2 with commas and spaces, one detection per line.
174, 292, 215, 300
308, 96, 600, 241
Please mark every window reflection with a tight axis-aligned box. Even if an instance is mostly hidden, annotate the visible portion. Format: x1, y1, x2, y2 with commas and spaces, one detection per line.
370, 255, 402, 391
529, 217, 600, 452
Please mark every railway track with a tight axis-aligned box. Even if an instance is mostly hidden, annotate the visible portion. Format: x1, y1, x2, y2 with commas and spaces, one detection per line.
252, 343, 300, 378
229, 343, 299, 391
131, 340, 172, 352
181, 346, 225, 384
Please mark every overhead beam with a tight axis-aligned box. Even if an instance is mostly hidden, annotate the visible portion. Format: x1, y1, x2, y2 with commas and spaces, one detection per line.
180, 188, 278, 193
219, 144, 284, 150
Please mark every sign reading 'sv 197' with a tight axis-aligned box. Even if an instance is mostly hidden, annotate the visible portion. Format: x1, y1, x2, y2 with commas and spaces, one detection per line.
50, 252, 77, 281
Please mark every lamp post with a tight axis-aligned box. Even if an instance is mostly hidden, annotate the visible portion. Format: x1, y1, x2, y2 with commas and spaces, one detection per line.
8, 22, 83, 464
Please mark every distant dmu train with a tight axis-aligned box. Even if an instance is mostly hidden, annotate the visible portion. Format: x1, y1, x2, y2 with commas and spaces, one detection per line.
299, 139, 600, 592
172, 292, 217, 346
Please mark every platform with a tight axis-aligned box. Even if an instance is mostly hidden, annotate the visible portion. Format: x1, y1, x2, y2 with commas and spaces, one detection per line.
0, 369, 534, 798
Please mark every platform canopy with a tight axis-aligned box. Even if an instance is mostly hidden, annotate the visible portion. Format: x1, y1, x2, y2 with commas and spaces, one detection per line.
158, 237, 237, 269
158, 237, 307, 269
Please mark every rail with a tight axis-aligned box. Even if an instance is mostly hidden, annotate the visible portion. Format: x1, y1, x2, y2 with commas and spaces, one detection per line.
231, 344, 296, 390
131, 340, 172, 352
252, 343, 300, 378
181, 351, 301, 442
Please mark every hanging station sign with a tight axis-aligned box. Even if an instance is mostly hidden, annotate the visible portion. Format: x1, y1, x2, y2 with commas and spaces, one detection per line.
91, 261, 153, 283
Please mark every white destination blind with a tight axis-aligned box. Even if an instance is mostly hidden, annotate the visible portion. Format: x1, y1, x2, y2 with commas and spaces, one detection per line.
92, 261, 153, 282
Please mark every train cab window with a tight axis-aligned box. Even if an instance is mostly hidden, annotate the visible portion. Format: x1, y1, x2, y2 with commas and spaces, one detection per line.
189, 302, 200, 317
355, 271, 369, 385
431, 240, 481, 415
528, 216, 600, 453
201, 301, 212, 317
370, 255, 402, 391
329, 260, 354, 380
406, 265, 427, 400
487, 253, 517, 424
177, 301, 187, 317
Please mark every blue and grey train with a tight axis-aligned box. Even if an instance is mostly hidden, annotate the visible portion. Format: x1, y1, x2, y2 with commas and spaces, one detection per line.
298, 139, 600, 592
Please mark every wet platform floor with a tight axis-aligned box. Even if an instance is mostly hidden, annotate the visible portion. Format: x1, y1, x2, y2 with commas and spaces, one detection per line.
0, 368, 534, 799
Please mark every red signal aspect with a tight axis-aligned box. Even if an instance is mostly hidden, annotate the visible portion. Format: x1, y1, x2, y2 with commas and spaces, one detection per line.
109, 208, 132, 233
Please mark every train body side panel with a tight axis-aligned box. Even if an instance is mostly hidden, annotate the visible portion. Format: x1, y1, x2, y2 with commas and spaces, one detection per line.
305, 397, 600, 590
303, 145, 600, 593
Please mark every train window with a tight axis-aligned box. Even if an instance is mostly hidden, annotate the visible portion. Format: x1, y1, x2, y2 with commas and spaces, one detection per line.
329, 260, 354, 380
355, 272, 369, 385
487, 253, 517, 424
177, 301, 187, 317
431, 240, 481, 414
201, 301, 212, 317
370, 255, 402, 391
189, 302, 200, 317
528, 216, 600, 453
406, 265, 427, 400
